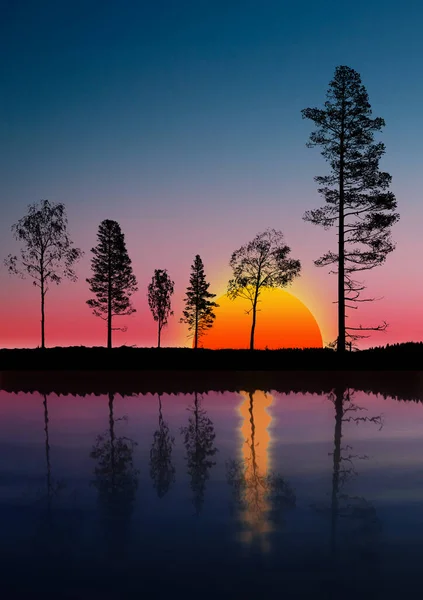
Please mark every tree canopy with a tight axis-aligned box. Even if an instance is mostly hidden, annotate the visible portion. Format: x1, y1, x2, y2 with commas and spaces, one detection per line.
87, 219, 138, 348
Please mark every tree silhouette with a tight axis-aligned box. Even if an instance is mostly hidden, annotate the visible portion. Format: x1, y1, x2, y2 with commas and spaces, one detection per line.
28, 394, 69, 562
43, 394, 57, 517
90, 392, 139, 560
180, 254, 219, 349
227, 229, 301, 350
147, 269, 174, 348
181, 392, 218, 515
4, 200, 83, 348
302, 65, 399, 351
312, 387, 382, 560
87, 220, 138, 349
149, 393, 175, 498
41, 393, 67, 513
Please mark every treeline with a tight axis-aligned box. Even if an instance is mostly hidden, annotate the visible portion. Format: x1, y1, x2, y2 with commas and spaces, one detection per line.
3, 65, 399, 352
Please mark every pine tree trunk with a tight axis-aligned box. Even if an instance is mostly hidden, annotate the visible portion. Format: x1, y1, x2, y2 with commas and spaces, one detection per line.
338, 189, 345, 353
158, 323, 161, 349
194, 306, 198, 350
107, 244, 112, 349
40, 275, 45, 349
107, 302, 112, 349
337, 96, 346, 354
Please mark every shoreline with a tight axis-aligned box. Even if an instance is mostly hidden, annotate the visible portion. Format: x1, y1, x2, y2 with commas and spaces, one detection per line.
0, 344, 422, 371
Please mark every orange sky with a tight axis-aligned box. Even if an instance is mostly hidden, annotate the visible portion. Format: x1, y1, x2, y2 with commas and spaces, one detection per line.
201, 289, 323, 349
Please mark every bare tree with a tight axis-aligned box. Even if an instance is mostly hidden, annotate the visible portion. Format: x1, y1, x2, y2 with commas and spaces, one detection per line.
147, 269, 174, 348
227, 229, 301, 350
4, 200, 83, 348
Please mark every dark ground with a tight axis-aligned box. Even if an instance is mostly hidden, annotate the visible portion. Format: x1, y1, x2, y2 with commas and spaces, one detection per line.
0, 343, 422, 400
0, 342, 422, 371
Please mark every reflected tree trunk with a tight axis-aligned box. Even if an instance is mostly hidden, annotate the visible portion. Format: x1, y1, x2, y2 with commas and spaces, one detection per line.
109, 392, 116, 492
330, 387, 343, 554
247, 391, 262, 516
327, 386, 383, 562
90, 392, 139, 561
36, 393, 67, 558
226, 390, 295, 551
43, 393, 52, 517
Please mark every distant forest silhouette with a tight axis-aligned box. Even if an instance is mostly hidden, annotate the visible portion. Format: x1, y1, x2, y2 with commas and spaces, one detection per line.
3, 65, 410, 357
0, 342, 422, 372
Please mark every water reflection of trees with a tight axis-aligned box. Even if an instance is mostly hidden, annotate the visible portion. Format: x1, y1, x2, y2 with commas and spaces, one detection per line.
226, 391, 295, 551
42, 393, 66, 514
90, 392, 139, 557
314, 387, 383, 561
29, 394, 76, 560
149, 393, 175, 498
181, 392, 218, 515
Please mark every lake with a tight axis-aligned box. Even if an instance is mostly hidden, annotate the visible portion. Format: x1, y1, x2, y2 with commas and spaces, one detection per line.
1, 373, 423, 599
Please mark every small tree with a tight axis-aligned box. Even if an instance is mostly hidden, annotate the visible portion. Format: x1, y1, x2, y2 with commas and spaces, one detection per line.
4, 199, 83, 349
227, 229, 301, 350
147, 269, 174, 348
301, 65, 399, 352
180, 254, 219, 349
87, 219, 138, 349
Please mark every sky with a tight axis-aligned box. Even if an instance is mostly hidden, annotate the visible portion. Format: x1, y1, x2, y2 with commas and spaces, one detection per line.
1, 0, 422, 349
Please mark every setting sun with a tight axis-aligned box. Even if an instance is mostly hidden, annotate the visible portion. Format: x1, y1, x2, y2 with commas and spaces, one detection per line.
200, 288, 323, 349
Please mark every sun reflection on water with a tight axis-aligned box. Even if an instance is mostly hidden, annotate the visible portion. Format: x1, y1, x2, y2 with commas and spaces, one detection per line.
237, 390, 273, 552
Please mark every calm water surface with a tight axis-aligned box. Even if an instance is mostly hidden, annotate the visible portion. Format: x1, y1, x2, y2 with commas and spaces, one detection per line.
1, 378, 423, 599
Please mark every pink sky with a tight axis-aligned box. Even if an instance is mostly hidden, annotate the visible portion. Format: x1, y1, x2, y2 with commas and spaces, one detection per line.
1, 193, 421, 349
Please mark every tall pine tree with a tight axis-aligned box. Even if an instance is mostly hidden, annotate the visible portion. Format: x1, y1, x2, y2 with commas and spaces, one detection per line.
87, 220, 138, 348
302, 66, 399, 351
180, 255, 218, 349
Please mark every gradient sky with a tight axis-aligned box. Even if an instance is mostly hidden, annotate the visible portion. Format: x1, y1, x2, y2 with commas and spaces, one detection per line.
1, 0, 422, 348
